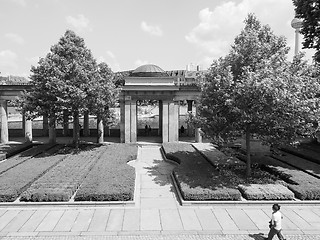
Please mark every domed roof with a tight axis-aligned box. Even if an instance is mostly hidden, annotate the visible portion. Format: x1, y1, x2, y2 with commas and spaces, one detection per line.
130, 64, 169, 77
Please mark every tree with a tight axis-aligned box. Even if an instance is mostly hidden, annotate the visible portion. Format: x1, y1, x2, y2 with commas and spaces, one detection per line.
88, 62, 117, 143
17, 30, 102, 146
293, 0, 320, 62
196, 14, 320, 176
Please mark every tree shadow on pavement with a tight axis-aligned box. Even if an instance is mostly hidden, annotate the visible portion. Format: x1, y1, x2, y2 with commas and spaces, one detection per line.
248, 233, 266, 240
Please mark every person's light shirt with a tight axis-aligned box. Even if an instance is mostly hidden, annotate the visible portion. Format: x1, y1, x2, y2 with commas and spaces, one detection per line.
272, 211, 282, 230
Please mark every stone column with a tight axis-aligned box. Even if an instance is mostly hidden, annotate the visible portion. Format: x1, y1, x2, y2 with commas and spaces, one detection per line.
120, 99, 125, 143
25, 119, 33, 143
168, 101, 179, 142
63, 110, 69, 137
124, 100, 131, 143
0, 100, 8, 143
158, 100, 163, 136
130, 100, 137, 143
83, 111, 89, 137
162, 100, 169, 143
43, 114, 49, 136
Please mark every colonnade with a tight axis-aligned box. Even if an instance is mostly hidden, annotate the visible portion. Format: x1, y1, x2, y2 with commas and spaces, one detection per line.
0, 99, 93, 144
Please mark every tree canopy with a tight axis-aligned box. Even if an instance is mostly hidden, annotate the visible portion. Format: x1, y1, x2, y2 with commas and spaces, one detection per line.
196, 14, 320, 176
17, 30, 116, 145
293, 0, 320, 62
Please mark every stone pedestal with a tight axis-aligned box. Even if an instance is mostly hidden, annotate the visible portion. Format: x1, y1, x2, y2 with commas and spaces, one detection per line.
0, 100, 8, 143
97, 117, 104, 143
25, 120, 33, 143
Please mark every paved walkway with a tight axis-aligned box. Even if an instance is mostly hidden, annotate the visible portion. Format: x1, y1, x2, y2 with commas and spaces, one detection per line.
0, 144, 320, 240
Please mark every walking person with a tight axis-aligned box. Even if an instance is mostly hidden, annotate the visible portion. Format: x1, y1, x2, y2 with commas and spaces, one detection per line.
265, 204, 286, 240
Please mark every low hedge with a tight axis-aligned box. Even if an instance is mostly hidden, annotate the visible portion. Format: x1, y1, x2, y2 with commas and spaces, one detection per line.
238, 184, 294, 200
162, 143, 242, 201
20, 144, 103, 202
288, 184, 320, 200
74, 144, 137, 201
0, 145, 67, 202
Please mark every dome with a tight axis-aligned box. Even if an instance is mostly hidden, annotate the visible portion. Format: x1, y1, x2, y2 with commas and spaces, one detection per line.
130, 64, 169, 77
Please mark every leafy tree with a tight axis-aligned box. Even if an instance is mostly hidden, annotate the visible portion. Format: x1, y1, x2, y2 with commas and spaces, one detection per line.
293, 0, 320, 62
17, 30, 105, 146
196, 14, 320, 176
88, 62, 117, 143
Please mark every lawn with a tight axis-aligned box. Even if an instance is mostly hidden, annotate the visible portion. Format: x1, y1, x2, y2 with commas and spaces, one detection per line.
0, 143, 137, 202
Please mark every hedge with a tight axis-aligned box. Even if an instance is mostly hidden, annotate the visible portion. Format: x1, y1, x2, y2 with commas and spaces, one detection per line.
162, 143, 242, 201
238, 184, 295, 200
288, 184, 320, 200
0, 145, 67, 202
0, 144, 55, 175
20, 144, 103, 202
74, 144, 137, 201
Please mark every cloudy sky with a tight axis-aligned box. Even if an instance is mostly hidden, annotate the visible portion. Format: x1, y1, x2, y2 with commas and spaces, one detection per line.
0, 0, 315, 77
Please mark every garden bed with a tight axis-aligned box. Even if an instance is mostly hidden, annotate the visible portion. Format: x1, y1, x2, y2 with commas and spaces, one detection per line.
163, 143, 241, 201
248, 155, 320, 200
74, 144, 137, 201
0, 145, 68, 202
20, 144, 104, 202
163, 143, 291, 201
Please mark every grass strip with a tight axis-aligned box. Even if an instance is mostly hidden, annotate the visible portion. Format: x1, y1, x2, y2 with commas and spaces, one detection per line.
74, 144, 137, 201
20, 144, 104, 202
0, 144, 56, 175
271, 151, 320, 179
0, 145, 67, 202
281, 143, 320, 165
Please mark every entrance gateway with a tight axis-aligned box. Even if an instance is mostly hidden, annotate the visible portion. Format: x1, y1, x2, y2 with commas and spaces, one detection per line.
119, 64, 202, 143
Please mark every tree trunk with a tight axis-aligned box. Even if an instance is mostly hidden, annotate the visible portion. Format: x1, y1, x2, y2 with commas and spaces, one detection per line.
97, 115, 104, 143
73, 110, 80, 148
49, 117, 56, 144
83, 111, 89, 137
246, 124, 251, 177
63, 110, 69, 137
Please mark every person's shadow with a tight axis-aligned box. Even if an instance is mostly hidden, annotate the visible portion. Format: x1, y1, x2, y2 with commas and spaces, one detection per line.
248, 233, 266, 240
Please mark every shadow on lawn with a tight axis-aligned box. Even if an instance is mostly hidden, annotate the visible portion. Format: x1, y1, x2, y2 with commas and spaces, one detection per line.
3, 142, 103, 160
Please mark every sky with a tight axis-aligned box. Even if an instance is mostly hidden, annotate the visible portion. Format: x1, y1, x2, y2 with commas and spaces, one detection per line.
0, 0, 316, 77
